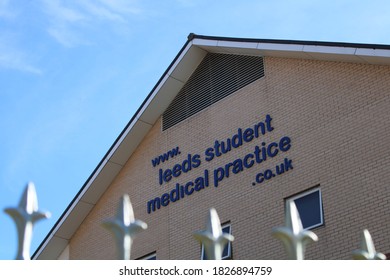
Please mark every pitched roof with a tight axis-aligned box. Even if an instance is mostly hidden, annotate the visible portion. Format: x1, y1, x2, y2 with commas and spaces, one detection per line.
32, 33, 390, 259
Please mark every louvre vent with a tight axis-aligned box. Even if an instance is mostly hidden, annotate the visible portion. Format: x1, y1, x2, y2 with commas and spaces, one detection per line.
162, 53, 264, 131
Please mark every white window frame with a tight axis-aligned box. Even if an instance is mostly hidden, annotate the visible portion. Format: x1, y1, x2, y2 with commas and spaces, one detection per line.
286, 188, 323, 230
201, 223, 232, 260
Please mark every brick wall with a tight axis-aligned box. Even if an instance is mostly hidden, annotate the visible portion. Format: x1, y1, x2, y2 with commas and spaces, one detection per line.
69, 56, 390, 260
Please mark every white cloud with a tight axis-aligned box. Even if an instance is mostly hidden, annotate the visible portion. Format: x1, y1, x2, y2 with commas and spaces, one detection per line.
80, 1, 126, 23
0, 2, 42, 74
0, 40, 42, 74
98, 0, 141, 15
47, 24, 90, 48
41, 0, 85, 23
40, 0, 87, 47
40, 0, 141, 47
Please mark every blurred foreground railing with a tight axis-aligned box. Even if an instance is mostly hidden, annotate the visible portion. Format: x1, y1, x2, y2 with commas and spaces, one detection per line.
4, 183, 386, 260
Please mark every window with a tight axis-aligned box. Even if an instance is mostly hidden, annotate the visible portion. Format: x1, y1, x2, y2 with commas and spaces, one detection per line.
286, 188, 324, 230
201, 223, 232, 260
136, 252, 157, 260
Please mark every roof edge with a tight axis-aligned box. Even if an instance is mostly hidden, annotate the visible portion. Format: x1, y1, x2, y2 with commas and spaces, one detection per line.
189, 33, 390, 50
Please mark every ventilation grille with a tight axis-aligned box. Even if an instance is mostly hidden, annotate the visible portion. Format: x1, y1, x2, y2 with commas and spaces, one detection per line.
162, 53, 264, 131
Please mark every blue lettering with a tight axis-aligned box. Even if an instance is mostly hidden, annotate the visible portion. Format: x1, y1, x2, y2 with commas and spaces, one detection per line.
161, 193, 170, 206
159, 168, 163, 185
243, 128, 254, 142
253, 158, 293, 187
157, 153, 202, 185
182, 154, 193, 172
276, 162, 285, 175
267, 142, 279, 157
264, 169, 274, 179
192, 154, 201, 168
192, 170, 209, 192
231, 128, 243, 148
265, 114, 274, 133
213, 167, 224, 187
244, 154, 254, 168
163, 169, 172, 183
284, 157, 293, 171
205, 147, 214, 162
232, 158, 244, 174
147, 197, 161, 214
256, 173, 264, 184
170, 185, 180, 202
172, 163, 181, 177
185, 182, 194, 195
214, 141, 222, 157
149, 114, 295, 214
279, 136, 291, 152
151, 147, 180, 167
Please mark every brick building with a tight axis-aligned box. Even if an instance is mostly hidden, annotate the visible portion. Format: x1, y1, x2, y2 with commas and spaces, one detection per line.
33, 34, 390, 260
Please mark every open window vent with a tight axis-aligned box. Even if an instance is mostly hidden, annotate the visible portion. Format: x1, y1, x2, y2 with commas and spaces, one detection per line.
162, 53, 264, 131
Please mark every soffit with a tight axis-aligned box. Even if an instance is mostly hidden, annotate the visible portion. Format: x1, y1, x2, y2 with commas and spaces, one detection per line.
193, 37, 390, 65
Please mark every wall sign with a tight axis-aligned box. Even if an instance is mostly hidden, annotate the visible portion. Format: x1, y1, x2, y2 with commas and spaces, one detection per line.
147, 114, 293, 214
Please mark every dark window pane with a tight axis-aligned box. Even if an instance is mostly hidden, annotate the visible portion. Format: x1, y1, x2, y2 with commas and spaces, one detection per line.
294, 190, 322, 229
202, 225, 231, 260
222, 225, 231, 259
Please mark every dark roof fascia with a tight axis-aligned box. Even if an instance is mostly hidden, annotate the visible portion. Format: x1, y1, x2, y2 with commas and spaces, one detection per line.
189, 33, 390, 51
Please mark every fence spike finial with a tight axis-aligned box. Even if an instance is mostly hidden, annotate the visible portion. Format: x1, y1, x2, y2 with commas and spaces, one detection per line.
102, 194, 147, 260
272, 200, 318, 260
193, 208, 234, 260
352, 229, 386, 260
4, 182, 51, 260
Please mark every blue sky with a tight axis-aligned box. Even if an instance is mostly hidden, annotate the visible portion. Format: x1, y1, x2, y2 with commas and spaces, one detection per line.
1, 0, 390, 260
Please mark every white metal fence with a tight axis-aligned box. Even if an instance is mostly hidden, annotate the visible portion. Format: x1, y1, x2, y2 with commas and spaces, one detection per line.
3, 182, 386, 260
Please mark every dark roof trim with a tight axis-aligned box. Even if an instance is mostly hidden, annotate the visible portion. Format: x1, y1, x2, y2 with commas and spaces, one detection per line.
189, 33, 390, 50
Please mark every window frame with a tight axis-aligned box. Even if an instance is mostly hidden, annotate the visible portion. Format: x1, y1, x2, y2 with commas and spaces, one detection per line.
286, 187, 324, 230
201, 222, 232, 260
136, 252, 157, 260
